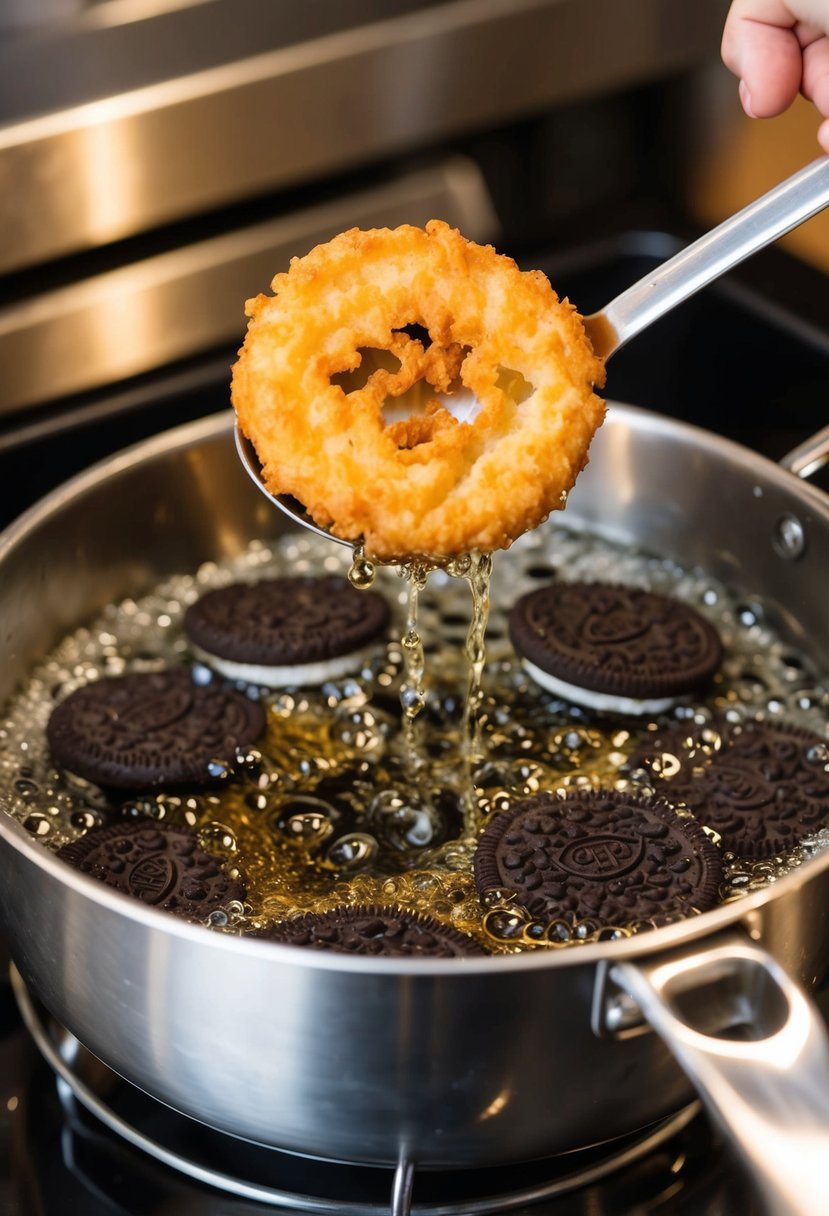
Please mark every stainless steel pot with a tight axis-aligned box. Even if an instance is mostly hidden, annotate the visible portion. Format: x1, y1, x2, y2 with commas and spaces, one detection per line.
1, 405, 828, 1214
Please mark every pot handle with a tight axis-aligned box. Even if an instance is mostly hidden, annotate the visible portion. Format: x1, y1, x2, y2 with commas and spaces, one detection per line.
610, 932, 829, 1216
780, 424, 829, 481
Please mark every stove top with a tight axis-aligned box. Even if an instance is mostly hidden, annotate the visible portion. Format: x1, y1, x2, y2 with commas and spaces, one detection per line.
0, 961, 757, 1216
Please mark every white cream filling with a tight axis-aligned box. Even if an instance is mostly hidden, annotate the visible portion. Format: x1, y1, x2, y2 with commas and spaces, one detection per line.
190, 642, 376, 689
521, 658, 677, 717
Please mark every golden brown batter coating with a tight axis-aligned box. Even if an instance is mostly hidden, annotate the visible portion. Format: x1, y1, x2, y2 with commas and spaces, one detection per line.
232, 221, 606, 560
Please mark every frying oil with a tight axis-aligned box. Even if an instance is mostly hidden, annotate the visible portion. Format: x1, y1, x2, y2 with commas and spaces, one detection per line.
0, 526, 827, 953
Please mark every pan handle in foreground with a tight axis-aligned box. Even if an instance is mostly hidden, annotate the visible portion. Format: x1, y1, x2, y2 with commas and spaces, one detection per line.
610, 933, 829, 1216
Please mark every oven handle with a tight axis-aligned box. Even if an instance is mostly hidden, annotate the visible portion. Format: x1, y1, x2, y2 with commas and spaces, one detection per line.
780, 424, 829, 481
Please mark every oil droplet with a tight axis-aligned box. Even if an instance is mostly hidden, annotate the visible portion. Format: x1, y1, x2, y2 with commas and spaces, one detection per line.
348, 545, 376, 589
397, 562, 431, 774
461, 550, 492, 769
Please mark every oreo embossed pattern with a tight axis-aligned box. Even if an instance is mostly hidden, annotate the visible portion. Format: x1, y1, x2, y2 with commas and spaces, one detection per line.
509, 582, 723, 713
627, 718, 829, 858
474, 789, 723, 929
256, 905, 485, 956
57, 822, 246, 919
183, 576, 391, 686
46, 670, 265, 789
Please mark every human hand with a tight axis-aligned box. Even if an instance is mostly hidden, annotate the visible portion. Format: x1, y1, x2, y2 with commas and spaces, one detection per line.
722, 0, 829, 151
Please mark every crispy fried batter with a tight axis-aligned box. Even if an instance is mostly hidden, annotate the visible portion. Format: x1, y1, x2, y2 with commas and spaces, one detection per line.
231, 220, 606, 560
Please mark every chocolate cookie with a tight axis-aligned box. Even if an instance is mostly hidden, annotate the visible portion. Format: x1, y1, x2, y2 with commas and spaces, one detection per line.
57, 822, 246, 919
47, 669, 265, 789
509, 582, 722, 714
254, 905, 486, 957
627, 717, 829, 858
473, 789, 723, 928
184, 577, 391, 686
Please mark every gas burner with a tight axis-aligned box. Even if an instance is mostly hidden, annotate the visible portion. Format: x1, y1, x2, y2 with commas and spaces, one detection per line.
6, 967, 753, 1216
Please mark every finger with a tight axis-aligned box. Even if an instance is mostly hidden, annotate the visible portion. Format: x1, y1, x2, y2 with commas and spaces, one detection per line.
802, 35, 829, 116
722, 4, 804, 115
818, 115, 829, 151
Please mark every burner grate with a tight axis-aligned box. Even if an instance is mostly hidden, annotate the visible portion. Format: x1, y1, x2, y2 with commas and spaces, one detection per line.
12, 966, 701, 1215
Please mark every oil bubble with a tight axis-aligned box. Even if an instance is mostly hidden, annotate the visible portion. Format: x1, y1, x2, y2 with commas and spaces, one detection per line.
14, 778, 40, 799
546, 920, 574, 943
117, 798, 155, 820
324, 833, 378, 871
483, 909, 525, 940
70, 809, 103, 831
198, 823, 238, 854
371, 790, 439, 850
806, 743, 829, 767
282, 808, 334, 849
23, 813, 51, 837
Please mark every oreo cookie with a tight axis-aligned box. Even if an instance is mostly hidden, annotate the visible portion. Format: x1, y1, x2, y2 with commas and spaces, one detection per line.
473, 789, 723, 929
509, 582, 722, 715
57, 822, 246, 919
184, 576, 391, 687
47, 669, 265, 789
627, 717, 829, 858
254, 904, 486, 957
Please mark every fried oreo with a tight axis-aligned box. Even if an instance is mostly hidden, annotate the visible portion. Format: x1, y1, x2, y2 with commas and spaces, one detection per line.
626, 717, 829, 858
184, 576, 391, 686
509, 582, 722, 714
57, 822, 246, 919
474, 789, 723, 929
47, 669, 265, 789
254, 904, 486, 957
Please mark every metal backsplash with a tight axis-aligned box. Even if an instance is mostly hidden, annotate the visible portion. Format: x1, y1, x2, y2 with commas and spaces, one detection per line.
0, 0, 730, 420
0, 0, 728, 274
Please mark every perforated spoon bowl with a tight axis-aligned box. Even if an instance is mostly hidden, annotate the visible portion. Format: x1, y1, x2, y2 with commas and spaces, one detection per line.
236, 155, 829, 545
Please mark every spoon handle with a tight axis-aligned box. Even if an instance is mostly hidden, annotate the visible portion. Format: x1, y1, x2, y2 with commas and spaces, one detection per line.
584, 155, 829, 361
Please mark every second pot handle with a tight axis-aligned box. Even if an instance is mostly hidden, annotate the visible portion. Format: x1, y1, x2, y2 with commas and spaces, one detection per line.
780, 423, 829, 481
611, 933, 829, 1216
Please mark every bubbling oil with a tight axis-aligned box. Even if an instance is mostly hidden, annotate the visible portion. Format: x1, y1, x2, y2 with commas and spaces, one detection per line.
0, 526, 827, 953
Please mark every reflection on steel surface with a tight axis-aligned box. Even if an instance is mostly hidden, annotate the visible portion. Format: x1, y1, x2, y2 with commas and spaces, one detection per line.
0, 158, 497, 414
0, 0, 728, 274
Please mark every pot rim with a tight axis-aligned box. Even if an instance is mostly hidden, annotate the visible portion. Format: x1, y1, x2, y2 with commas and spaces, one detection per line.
1, 402, 827, 978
